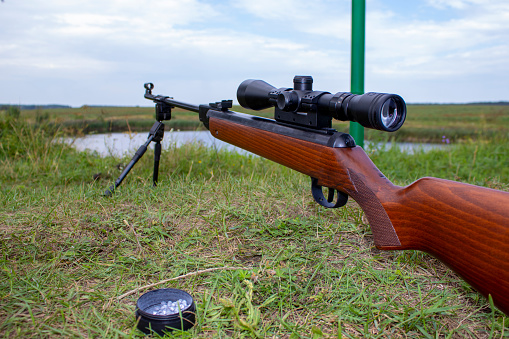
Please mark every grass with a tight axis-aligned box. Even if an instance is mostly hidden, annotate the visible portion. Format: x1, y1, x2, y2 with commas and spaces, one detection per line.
17, 103, 509, 143
19, 105, 204, 135
380, 104, 509, 143
0, 111, 508, 338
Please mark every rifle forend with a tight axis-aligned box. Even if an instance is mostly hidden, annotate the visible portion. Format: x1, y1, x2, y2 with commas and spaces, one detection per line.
144, 77, 509, 315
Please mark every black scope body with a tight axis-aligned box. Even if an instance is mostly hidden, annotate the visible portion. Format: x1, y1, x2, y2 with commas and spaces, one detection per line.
237, 75, 406, 132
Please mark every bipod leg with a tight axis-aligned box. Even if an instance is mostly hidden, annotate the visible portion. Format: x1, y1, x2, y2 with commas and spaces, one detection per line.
104, 121, 164, 196
153, 140, 161, 186
152, 121, 165, 187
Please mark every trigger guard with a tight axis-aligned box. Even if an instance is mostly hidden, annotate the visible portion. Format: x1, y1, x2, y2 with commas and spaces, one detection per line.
311, 177, 348, 208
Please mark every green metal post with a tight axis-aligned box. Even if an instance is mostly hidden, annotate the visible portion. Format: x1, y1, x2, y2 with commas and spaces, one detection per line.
350, 0, 365, 147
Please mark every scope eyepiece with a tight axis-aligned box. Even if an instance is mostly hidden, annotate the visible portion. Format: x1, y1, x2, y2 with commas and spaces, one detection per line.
237, 76, 406, 132
333, 92, 406, 132
381, 97, 404, 130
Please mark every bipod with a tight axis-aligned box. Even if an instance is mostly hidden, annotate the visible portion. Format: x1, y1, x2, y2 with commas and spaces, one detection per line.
104, 100, 172, 196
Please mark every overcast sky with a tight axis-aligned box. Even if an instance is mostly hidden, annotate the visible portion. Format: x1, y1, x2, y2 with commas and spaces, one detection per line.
1, 0, 508, 106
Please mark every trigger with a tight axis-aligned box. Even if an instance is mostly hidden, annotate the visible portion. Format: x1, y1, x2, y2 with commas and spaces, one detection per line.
311, 177, 348, 208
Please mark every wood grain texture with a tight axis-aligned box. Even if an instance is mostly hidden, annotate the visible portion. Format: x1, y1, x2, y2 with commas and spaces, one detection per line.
208, 116, 509, 314
379, 178, 509, 314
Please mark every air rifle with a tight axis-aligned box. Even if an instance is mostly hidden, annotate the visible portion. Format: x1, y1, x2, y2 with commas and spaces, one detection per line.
110, 75, 509, 315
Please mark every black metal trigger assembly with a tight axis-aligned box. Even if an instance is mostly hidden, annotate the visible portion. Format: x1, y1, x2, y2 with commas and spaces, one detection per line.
311, 177, 348, 208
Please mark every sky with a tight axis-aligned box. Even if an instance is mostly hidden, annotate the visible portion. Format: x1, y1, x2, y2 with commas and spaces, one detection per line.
0, 0, 508, 107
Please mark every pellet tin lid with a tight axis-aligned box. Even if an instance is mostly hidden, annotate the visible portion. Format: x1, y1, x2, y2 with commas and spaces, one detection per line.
135, 288, 196, 335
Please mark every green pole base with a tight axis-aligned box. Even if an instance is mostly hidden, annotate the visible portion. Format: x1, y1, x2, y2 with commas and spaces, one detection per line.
349, 121, 364, 148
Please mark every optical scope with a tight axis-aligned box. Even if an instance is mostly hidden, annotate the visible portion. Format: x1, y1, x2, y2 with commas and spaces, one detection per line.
237, 75, 406, 132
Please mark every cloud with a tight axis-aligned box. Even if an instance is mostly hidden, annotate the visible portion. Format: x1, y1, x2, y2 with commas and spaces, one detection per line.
0, 0, 508, 105
426, 0, 486, 10
233, 0, 351, 39
1, 0, 350, 98
365, 0, 509, 81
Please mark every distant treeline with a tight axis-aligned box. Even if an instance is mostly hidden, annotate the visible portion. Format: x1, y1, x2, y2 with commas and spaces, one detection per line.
466, 101, 509, 105
1, 102, 508, 110
0, 104, 72, 110
409, 101, 509, 106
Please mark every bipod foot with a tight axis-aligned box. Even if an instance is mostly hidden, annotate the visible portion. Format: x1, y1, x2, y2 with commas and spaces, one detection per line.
104, 121, 165, 196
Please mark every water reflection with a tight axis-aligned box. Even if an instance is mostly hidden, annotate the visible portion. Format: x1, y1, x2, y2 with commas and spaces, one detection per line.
67, 131, 250, 157
66, 130, 445, 158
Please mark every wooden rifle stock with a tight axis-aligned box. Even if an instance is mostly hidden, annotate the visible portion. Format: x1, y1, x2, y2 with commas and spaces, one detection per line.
208, 113, 509, 315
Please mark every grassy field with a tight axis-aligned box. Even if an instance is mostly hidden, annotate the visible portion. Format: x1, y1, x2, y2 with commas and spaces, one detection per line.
0, 109, 508, 338
17, 103, 509, 143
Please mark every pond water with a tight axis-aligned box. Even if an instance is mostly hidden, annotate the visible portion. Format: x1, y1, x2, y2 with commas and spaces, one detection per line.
66, 130, 249, 157
66, 130, 445, 158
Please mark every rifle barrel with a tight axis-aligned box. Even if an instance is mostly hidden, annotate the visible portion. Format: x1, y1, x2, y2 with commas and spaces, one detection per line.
145, 93, 200, 113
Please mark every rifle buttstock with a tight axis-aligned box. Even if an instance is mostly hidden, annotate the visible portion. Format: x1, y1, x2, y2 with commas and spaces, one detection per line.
382, 178, 509, 314
208, 114, 509, 314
